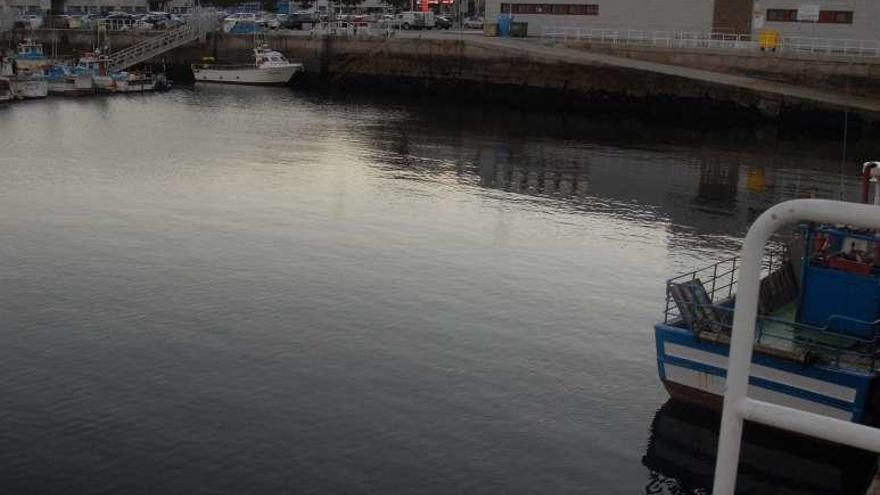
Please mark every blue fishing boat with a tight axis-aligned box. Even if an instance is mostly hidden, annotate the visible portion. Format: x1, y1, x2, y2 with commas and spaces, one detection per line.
47, 63, 96, 96
9, 39, 48, 99
655, 164, 880, 424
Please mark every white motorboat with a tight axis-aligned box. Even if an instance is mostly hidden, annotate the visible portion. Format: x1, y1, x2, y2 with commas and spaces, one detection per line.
191, 46, 303, 85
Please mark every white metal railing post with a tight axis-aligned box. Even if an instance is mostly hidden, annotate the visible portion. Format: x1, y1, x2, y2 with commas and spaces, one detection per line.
712, 198, 880, 495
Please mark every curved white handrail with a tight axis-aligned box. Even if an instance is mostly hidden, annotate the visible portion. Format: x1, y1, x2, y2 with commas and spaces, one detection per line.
712, 198, 880, 495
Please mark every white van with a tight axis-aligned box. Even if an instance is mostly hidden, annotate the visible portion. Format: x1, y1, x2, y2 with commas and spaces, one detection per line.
393, 11, 435, 30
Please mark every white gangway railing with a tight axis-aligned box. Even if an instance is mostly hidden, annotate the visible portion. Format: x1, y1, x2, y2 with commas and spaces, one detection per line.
541, 27, 880, 58
712, 198, 880, 495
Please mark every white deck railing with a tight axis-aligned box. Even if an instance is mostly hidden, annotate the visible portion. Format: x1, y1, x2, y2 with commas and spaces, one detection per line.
712, 198, 880, 495
541, 27, 880, 58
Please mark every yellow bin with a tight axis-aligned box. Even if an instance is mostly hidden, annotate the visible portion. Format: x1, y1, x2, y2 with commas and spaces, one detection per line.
758, 30, 779, 51
483, 23, 498, 37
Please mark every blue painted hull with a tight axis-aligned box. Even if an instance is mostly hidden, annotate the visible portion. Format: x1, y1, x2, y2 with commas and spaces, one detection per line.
655, 323, 878, 424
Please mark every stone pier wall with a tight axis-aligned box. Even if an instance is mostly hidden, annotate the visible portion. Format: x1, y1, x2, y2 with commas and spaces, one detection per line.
8, 29, 880, 127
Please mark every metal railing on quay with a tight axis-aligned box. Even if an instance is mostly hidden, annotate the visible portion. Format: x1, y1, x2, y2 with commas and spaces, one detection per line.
541, 26, 880, 59
306, 21, 403, 39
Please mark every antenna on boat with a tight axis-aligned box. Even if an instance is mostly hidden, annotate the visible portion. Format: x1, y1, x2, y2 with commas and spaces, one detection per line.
839, 75, 851, 201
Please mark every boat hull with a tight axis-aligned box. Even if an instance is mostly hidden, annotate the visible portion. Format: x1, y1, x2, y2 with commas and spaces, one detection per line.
48, 77, 95, 96
192, 64, 301, 85
11, 78, 48, 99
114, 80, 157, 93
655, 323, 879, 424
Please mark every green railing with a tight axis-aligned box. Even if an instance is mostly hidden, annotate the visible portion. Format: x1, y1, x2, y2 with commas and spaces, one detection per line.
675, 301, 879, 372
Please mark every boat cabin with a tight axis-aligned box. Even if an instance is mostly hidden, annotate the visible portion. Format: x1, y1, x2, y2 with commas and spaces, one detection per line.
254, 47, 290, 68
654, 167, 880, 424
663, 226, 880, 368
16, 39, 45, 60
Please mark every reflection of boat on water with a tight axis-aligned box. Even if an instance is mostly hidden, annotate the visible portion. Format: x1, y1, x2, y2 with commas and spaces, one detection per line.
643, 400, 876, 495
191, 46, 303, 85
654, 165, 880, 425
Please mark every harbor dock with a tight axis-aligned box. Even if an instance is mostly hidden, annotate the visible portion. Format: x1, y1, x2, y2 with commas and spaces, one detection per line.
8, 28, 880, 126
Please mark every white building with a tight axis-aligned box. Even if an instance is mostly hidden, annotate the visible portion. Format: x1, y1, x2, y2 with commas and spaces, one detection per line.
484, 0, 879, 40
753, 0, 878, 40
485, 0, 718, 35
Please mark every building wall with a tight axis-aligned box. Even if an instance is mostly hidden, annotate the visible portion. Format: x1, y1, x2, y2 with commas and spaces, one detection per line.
753, 0, 879, 40
62, 0, 147, 12
166, 0, 193, 13
485, 0, 715, 35
9, 0, 49, 13
11, 0, 194, 14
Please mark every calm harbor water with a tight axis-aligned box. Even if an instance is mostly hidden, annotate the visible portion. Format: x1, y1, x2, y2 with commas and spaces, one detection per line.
1, 87, 879, 494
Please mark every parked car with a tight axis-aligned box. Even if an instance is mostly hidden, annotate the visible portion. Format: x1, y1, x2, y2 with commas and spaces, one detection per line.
434, 15, 451, 29
282, 11, 318, 30
392, 11, 435, 30
463, 16, 483, 29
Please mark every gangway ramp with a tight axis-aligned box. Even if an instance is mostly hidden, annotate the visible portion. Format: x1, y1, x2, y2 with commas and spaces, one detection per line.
104, 12, 216, 73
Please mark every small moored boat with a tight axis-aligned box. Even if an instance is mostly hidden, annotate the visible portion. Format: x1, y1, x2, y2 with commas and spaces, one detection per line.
655, 163, 880, 425
191, 46, 303, 85
111, 71, 157, 93
47, 63, 95, 96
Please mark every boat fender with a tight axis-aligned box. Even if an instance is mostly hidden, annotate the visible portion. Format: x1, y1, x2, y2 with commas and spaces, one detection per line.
861, 162, 880, 205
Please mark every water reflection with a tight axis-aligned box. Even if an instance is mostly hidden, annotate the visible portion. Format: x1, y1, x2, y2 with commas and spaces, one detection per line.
362, 105, 870, 262
642, 401, 877, 495
3, 87, 880, 494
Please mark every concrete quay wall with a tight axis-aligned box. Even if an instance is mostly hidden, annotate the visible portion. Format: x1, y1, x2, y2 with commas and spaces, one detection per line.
562, 42, 880, 97
12, 30, 880, 126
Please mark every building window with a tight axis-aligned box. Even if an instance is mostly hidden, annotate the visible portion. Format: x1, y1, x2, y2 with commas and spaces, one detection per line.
766, 8, 797, 22
766, 8, 853, 23
500, 3, 599, 15
818, 10, 853, 23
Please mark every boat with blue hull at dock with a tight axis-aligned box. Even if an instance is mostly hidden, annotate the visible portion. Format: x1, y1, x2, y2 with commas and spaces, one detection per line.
656, 164, 880, 425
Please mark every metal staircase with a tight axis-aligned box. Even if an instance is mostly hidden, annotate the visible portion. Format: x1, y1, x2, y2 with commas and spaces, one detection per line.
104, 11, 217, 72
